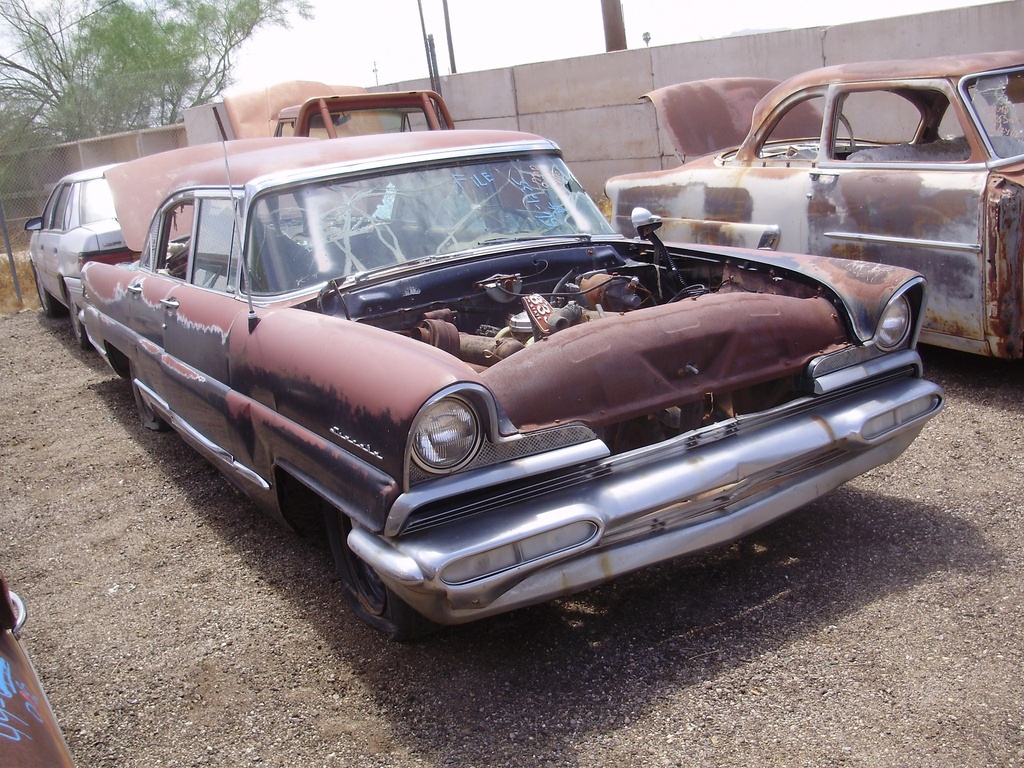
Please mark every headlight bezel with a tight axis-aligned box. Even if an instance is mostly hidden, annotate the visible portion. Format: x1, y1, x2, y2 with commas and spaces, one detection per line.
409, 393, 483, 475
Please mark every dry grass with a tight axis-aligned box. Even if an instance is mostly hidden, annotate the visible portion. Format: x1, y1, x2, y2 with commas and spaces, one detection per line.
1, 250, 41, 316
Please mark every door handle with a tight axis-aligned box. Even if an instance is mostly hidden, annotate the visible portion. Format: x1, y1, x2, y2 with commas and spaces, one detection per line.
127, 283, 143, 295
160, 297, 180, 310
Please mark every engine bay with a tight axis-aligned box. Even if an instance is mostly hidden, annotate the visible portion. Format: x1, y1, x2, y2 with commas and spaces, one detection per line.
310, 239, 843, 450
316, 239, 826, 369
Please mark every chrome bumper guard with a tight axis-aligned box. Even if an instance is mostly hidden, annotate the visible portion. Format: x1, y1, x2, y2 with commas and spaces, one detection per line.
348, 375, 943, 625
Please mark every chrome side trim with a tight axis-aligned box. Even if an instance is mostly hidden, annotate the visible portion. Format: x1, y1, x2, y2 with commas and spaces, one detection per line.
823, 230, 981, 253
134, 378, 271, 491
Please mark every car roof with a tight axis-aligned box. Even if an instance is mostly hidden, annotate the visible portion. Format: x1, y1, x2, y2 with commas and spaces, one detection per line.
745, 50, 1024, 154
56, 163, 119, 185
765, 49, 1024, 100
105, 130, 554, 252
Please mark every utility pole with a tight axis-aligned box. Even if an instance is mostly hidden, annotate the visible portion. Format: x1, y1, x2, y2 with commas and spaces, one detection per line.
417, 0, 443, 93
601, 0, 627, 52
442, 0, 456, 74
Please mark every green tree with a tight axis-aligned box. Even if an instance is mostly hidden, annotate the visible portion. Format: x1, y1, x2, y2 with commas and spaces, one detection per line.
0, 0, 312, 144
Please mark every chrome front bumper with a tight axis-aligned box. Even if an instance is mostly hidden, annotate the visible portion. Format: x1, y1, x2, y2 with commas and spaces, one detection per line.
348, 375, 943, 625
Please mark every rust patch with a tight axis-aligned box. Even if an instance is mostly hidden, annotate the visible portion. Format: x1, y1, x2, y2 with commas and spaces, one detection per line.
481, 292, 844, 431
644, 78, 780, 158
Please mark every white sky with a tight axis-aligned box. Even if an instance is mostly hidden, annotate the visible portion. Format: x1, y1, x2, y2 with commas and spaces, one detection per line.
230, 0, 1007, 94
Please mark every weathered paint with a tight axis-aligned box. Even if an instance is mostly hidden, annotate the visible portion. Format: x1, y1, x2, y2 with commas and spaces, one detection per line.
643, 79, 786, 158
482, 292, 845, 431
985, 174, 1024, 358
607, 51, 1024, 358
0, 576, 76, 768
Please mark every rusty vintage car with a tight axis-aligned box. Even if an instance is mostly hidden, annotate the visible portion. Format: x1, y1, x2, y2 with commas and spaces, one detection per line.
273, 90, 454, 138
606, 50, 1024, 359
81, 132, 942, 638
190, 82, 454, 144
0, 574, 76, 767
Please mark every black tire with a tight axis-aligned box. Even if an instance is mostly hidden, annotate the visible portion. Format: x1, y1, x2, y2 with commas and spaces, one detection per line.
323, 502, 438, 641
31, 263, 66, 319
129, 362, 169, 432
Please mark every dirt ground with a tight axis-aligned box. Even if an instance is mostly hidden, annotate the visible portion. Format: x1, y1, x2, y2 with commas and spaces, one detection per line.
2, 306, 1023, 768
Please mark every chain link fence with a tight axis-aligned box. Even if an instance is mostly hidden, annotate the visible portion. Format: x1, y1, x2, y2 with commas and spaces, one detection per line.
0, 124, 187, 314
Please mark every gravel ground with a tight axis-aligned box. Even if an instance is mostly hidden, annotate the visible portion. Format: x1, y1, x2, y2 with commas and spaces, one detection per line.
2, 307, 1023, 768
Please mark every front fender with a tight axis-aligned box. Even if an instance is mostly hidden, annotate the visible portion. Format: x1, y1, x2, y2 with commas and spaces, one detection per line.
228, 308, 483, 482
718, 248, 926, 343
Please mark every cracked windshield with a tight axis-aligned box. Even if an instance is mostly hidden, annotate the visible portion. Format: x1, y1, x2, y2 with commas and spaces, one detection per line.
247, 153, 613, 294
966, 70, 1024, 158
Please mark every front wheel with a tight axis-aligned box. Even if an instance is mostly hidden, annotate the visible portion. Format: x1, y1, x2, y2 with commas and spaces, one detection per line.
323, 502, 437, 641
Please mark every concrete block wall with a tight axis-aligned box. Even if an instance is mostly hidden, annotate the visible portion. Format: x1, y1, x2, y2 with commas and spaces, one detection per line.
383, 0, 1024, 198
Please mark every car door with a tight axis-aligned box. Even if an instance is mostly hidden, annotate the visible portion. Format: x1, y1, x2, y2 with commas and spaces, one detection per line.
158, 194, 256, 476
53, 181, 83, 285
31, 182, 72, 302
806, 83, 988, 346
124, 196, 194, 392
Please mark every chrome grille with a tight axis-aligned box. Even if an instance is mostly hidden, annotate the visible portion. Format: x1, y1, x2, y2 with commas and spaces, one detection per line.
808, 344, 883, 377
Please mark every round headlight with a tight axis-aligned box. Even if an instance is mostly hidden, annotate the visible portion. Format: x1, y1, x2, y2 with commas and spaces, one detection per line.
412, 397, 481, 472
876, 295, 912, 351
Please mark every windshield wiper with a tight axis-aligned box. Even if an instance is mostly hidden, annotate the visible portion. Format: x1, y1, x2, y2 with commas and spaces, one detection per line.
477, 233, 594, 246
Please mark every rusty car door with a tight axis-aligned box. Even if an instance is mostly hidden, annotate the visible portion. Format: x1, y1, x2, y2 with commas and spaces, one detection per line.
123, 272, 175, 389
808, 167, 986, 346
805, 83, 988, 349
125, 196, 197, 392
157, 196, 257, 480
159, 281, 252, 474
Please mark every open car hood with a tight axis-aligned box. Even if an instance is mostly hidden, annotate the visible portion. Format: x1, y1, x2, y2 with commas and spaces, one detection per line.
103, 138, 314, 252
643, 78, 782, 158
222, 81, 365, 139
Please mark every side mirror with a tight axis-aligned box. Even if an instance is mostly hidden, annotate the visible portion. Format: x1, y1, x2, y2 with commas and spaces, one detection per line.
24, 216, 42, 232
630, 207, 662, 240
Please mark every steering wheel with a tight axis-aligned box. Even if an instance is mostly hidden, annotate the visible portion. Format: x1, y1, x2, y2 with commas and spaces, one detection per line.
837, 113, 857, 154
320, 205, 404, 274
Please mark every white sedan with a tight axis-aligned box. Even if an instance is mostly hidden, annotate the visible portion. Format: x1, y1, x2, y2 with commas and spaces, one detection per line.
26, 164, 133, 348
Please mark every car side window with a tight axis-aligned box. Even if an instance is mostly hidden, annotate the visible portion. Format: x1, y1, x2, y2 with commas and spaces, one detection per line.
190, 198, 238, 292
155, 199, 195, 280
39, 185, 61, 231
79, 178, 117, 226
966, 72, 1024, 158
49, 184, 73, 231
756, 95, 825, 160
840, 89, 970, 163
